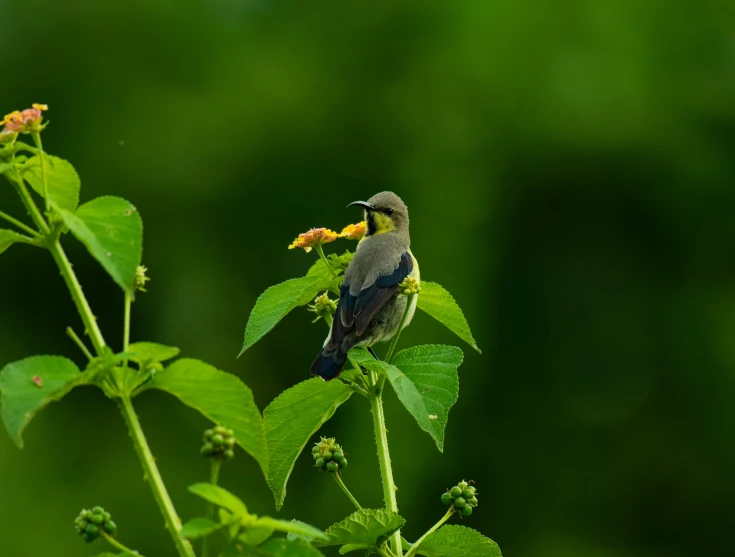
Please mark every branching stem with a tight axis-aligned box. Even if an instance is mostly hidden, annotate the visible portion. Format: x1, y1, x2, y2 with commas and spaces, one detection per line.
314, 245, 337, 278
103, 532, 145, 557
66, 327, 93, 360
0, 209, 41, 238
202, 459, 222, 557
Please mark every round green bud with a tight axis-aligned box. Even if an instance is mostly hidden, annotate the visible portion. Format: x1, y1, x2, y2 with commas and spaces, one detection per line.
458, 481, 468, 490
326, 461, 339, 473
450, 486, 462, 498
225, 438, 235, 448
339, 459, 347, 468
212, 433, 225, 446
313, 452, 321, 461
92, 506, 104, 514
316, 457, 325, 469
224, 449, 235, 460
103, 512, 111, 522
85, 510, 95, 520
462, 489, 474, 499
104, 520, 117, 534
312, 445, 320, 454
91, 514, 104, 525
85, 523, 100, 538
201, 443, 214, 456
461, 505, 473, 517
468, 497, 478, 507
453, 497, 467, 509
323, 451, 333, 461
204, 429, 214, 439
441, 492, 453, 506
333, 451, 344, 461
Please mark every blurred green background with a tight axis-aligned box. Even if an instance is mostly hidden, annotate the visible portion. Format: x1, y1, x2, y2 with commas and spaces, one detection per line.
1, 0, 734, 555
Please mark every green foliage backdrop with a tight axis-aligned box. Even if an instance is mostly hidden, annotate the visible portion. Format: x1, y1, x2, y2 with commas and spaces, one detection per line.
1, 0, 734, 555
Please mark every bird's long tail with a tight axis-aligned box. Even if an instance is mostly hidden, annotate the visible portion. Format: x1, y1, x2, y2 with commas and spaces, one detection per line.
310, 343, 352, 381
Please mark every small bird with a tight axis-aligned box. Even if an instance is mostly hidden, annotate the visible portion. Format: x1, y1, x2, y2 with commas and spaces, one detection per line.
310, 191, 420, 380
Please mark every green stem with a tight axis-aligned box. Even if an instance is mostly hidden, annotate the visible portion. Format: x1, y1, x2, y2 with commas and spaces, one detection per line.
369, 373, 402, 556
103, 532, 145, 557
404, 507, 456, 557
385, 293, 415, 363
119, 396, 196, 557
332, 472, 362, 510
48, 238, 107, 355
10, 174, 49, 236
66, 326, 93, 360
123, 291, 132, 368
314, 245, 337, 278
0, 209, 41, 237
31, 132, 49, 211
202, 459, 222, 557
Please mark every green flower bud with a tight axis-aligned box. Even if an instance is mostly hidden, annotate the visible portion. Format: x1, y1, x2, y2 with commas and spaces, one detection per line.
104, 520, 117, 534
203, 429, 214, 439
333, 451, 344, 462
441, 492, 453, 506
326, 461, 339, 473
461, 505, 473, 517
462, 489, 474, 499
339, 459, 347, 469
397, 276, 421, 296
316, 457, 326, 469
468, 497, 478, 507
85, 523, 100, 539
450, 486, 462, 498
308, 293, 338, 323
212, 433, 225, 446
453, 497, 467, 509
323, 451, 333, 461
224, 449, 235, 460
458, 481, 468, 490
313, 452, 322, 461
201, 443, 214, 456
91, 514, 104, 525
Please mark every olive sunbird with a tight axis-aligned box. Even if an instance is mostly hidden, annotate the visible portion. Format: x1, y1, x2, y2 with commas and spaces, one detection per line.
310, 191, 420, 380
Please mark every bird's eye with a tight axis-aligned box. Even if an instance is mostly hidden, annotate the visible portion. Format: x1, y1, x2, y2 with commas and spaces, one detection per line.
384, 208, 394, 216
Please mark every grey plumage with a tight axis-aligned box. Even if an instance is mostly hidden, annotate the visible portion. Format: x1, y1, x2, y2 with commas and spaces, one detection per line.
310, 191, 420, 380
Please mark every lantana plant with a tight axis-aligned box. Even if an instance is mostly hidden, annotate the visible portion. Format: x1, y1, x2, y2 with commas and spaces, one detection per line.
0, 105, 501, 557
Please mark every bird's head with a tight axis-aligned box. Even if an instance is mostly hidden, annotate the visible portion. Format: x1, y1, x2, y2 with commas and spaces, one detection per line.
348, 191, 409, 237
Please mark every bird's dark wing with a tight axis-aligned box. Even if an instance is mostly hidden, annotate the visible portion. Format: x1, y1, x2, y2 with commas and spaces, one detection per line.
336, 252, 413, 339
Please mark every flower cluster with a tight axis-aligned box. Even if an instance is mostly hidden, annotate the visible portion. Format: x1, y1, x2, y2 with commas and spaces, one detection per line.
201, 425, 236, 461
2, 104, 48, 135
441, 480, 478, 517
398, 276, 421, 296
312, 437, 348, 473
75, 507, 117, 543
309, 293, 337, 323
339, 221, 366, 240
288, 228, 340, 253
134, 265, 150, 292
288, 221, 366, 252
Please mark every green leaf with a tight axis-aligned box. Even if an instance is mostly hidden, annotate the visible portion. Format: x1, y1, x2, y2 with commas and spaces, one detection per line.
0, 229, 25, 255
188, 483, 248, 516
240, 274, 336, 355
23, 154, 80, 211
180, 517, 227, 540
317, 509, 405, 548
237, 538, 325, 557
127, 342, 180, 364
389, 345, 463, 452
58, 196, 143, 294
415, 525, 502, 557
417, 282, 481, 353
0, 161, 19, 175
144, 358, 267, 471
0, 356, 89, 448
339, 545, 369, 554
264, 378, 353, 509
253, 517, 327, 541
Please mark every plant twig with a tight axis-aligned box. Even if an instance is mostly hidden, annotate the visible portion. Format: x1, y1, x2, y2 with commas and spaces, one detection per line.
202, 459, 222, 557
404, 507, 456, 557
103, 532, 145, 557
119, 396, 196, 557
332, 472, 362, 510
31, 132, 49, 211
66, 326, 93, 360
314, 245, 337, 278
0, 209, 41, 238
123, 291, 132, 369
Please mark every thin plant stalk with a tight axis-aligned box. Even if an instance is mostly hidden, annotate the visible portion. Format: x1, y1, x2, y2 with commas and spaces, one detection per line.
202, 459, 222, 557
314, 244, 337, 278
103, 532, 144, 557
404, 507, 456, 557
66, 327, 93, 360
332, 472, 362, 510
0, 209, 41, 238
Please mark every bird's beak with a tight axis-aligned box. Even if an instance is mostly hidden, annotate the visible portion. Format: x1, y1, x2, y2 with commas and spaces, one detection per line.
347, 201, 374, 211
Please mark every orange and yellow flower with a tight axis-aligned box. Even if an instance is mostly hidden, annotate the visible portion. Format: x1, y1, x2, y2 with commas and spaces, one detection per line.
2, 104, 48, 134
340, 221, 366, 240
288, 227, 340, 253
